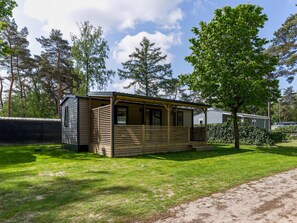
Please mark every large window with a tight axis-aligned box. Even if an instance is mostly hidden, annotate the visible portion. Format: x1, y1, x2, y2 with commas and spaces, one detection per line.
116, 106, 128, 125
177, 111, 183, 126
145, 108, 162, 125
64, 106, 69, 127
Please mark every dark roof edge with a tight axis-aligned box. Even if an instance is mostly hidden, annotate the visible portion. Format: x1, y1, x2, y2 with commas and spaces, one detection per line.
60, 95, 88, 106
87, 91, 209, 108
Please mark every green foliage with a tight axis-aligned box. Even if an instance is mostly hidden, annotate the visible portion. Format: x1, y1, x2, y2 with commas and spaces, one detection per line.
0, 0, 17, 55
0, 18, 33, 117
118, 37, 173, 97
207, 123, 273, 146
268, 13, 297, 83
71, 21, 114, 95
271, 87, 297, 122
269, 131, 286, 143
272, 125, 297, 141
180, 4, 280, 148
36, 29, 79, 115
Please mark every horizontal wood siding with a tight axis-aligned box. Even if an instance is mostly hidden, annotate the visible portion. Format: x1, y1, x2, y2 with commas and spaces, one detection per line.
62, 97, 78, 146
114, 125, 192, 157
145, 126, 168, 144
79, 99, 89, 145
90, 105, 112, 157
170, 126, 189, 143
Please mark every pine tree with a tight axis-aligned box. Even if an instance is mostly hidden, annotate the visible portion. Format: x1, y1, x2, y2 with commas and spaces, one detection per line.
71, 21, 114, 95
268, 13, 297, 83
0, 18, 32, 116
118, 37, 172, 97
36, 29, 78, 115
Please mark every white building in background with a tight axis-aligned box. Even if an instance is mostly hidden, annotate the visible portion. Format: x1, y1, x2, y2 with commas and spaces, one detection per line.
194, 108, 269, 130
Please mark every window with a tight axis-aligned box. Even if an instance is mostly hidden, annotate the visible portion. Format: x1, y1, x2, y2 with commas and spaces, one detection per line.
151, 109, 162, 125
252, 119, 257, 126
177, 111, 183, 126
145, 108, 162, 125
64, 106, 69, 127
116, 106, 128, 125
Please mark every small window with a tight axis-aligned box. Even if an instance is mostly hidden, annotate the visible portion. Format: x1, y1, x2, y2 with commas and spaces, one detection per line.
177, 111, 183, 126
116, 107, 128, 125
252, 119, 257, 126
64, 106, 69, 127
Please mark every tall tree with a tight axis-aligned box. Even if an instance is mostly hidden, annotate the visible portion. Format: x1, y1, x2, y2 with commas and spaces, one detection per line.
277, 87, 297, 122
36, 29, 78, 115
71, 21, 114, 95
118, 37, 173, 97
0, 0, 17, 56
180, 4, 279, 149
0, 18, 31, 116
0, 77, 3, 109
268, 13, 297, 83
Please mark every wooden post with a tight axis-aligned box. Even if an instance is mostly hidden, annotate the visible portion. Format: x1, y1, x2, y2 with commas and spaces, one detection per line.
188, 126, 190, 143
142, 124, 145, 153
204, 108, 208, 142
110, 97, 115, 157
164, 104, 172, 151
88, 98, 91, 150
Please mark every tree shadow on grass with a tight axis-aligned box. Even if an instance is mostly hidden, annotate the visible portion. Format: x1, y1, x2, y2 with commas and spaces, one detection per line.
0, 176, 149, 222
34, 146, 108, 161
133, 145, 253, 162
0, 149, 36, 167
256, 144, 297, 157
0, 144, 107, 164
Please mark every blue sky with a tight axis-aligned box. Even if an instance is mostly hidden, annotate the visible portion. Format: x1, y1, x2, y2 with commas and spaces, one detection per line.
12, 0, 297, 93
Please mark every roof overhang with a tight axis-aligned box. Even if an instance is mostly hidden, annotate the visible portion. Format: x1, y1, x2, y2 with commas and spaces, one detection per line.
88, 91, 209, 109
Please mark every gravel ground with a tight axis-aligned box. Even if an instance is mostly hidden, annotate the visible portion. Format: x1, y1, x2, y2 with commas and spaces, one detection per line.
153, 168, 297, 223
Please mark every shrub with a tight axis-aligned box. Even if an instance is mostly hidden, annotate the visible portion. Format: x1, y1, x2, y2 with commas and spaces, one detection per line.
272, 126, 297, 141
207, 123, 273, 146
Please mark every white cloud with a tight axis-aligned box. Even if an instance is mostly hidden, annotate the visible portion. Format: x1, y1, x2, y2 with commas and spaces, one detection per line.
112, 31, 182, 64
22, 0, 185, 36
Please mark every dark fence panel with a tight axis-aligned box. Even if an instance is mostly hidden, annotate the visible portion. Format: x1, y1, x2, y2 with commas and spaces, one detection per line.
191, 126, 206, 142
0, 118, 61, 144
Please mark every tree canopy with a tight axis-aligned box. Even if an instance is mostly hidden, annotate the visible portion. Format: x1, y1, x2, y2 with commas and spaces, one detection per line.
71, 21, 114, 95
268, 13, 297, 83
36, 29, 78, 115
180, 4, 279, 149
0, 0, 16, 55
118, 37, 172, 97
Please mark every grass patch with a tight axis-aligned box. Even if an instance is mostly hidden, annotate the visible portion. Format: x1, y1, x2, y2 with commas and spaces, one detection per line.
1, 142, 297, 222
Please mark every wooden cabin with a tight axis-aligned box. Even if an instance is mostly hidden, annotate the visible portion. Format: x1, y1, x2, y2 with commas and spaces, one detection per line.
60, 92, 209, 157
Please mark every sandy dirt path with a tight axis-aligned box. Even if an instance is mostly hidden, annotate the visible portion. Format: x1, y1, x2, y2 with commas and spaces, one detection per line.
154, 168, 297, 223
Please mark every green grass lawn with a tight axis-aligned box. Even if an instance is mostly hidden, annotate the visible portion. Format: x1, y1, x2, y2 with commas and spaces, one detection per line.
1, 142, 297, 222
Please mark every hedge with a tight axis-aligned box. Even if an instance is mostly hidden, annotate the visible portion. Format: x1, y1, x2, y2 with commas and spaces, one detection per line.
207, 123, 274, 146
272, 126, 297, 140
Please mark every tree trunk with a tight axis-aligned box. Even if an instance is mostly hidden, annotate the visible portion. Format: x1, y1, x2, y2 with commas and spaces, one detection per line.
86, 61, 89, 95
8, 42, 14, 117
0, 78, 3, 109
267, 101, 271, 131
57, 77, 62, 116
57, 50, 62, 116
232, 110, 240, 149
